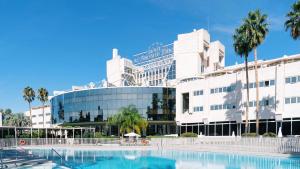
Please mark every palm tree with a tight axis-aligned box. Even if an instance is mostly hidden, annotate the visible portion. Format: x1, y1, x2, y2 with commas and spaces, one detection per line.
37, 88, 49, 127
108, 105, 148, 136
23, 86, 35, 126
243, 10, 269, 136
233, 25, 252, 134
285, 0, 300, 39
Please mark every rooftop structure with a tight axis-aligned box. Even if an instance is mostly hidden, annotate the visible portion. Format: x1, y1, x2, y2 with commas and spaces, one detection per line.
106, 29, 225, 88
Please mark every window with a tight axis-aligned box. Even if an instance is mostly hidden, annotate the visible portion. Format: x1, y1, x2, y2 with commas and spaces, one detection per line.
32, 115, 36, 117
270, 80, 275, 86
182, 93, 189, 113
269, 98, 275, 105
218, 105, 222, 110
215, 105, 219, 110
291, 97, 297, 103
259, 81, 264, 87
218, 88, 222, 93
298, 97, 300, 103
223, 87, 227, 92
264, 100, 269, 106
285, 98, 291, 104
210, 105, 214, 110
210, 89, 214, 94
194, 90, 203, 96
298, 76, 300, 82
285, 77, 290, 84
227, 86, 232, 92
264, 81, 270, 87
249, 101, 253, 107
214, 88, 218, 93
291, 77, 297, 83
194, 106, 203, 112
249, 83, 254, 88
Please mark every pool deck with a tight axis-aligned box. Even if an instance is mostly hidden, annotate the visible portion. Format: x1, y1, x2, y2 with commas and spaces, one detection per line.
21, 144, 300, 158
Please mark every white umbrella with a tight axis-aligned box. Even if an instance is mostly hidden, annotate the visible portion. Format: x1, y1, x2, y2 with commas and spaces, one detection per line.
278, 127, 283, 138
232, 131, 235, 137
124, 132, 140, 137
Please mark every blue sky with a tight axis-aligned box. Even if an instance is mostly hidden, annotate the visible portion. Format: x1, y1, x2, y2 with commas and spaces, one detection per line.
0, 0, 299, 112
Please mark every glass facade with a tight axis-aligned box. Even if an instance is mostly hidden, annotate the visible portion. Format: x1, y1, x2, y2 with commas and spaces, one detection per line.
50, 87, 176, 134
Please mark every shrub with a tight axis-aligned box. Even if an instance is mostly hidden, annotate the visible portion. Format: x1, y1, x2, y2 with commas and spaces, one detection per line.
180, 132, 197, 137
83, 132, 94, 138
241, 132, 257, 137
94, 132, 102, 138
19, 133, 31, 138
5, 135, 14, 138
263, 132, 277, 137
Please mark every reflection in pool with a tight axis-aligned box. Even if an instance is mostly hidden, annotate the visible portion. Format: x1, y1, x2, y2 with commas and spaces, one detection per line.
26, 149, 300, 169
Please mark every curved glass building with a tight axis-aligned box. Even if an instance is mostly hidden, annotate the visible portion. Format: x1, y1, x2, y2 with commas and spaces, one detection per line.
50, 87, 176, 135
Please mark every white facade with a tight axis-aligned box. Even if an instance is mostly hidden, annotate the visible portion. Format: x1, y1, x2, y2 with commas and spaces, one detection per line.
53, 28, 300, 135
176, 53, 300, 135
24, 106, 52, 128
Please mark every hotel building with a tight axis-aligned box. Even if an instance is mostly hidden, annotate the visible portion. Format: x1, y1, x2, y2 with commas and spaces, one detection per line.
24, 106, 52, 128
50, 29, 300, 136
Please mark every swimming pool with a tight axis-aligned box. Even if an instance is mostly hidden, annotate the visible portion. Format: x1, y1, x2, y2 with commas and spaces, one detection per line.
20, 148, 300, 169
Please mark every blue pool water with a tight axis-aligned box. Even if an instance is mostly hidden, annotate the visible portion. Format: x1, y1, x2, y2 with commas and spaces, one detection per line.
22, 149, 300, 169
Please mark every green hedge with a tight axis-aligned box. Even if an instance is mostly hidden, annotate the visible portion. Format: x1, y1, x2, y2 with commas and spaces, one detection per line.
180, 132, 198, 137
262, 132, 277, 137
241, 133, 258, 137
242, 132, 277, 137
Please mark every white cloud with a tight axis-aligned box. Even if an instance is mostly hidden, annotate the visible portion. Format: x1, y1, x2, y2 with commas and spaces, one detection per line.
269, 15, 285, 31
212, 24, 236, 34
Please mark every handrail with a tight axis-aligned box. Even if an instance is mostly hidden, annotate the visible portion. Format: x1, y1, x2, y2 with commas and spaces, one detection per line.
51, 148, 64, 164
0, 148, 3, 169
51, 148, 83, 169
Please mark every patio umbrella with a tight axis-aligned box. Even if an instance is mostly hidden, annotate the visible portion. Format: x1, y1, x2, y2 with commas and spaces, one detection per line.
124, 132, 140, 137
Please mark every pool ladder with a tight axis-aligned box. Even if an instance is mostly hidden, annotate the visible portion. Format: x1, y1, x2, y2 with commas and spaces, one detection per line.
51, 148, 65, 165
51, 148, 82, 169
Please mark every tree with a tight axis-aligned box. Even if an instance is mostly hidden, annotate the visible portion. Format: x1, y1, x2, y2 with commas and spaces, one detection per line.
11, 113, 31, 127
285, 0, 300, 39
108, 105, 148, 136
1, 109, 30, 127
37, 88, 49, 127
23, 86, 35, 126
1, 109, 13, 126
233, 25, 252, 134
243, 10, 269, 135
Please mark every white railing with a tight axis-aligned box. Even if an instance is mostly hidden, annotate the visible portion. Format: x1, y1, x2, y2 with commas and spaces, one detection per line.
0, 137, 299, 154
150, 137, 300, 154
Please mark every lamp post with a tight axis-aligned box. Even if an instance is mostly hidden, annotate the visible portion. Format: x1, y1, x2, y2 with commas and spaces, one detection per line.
176, 121, 181, 136
203, 118, 209, 136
